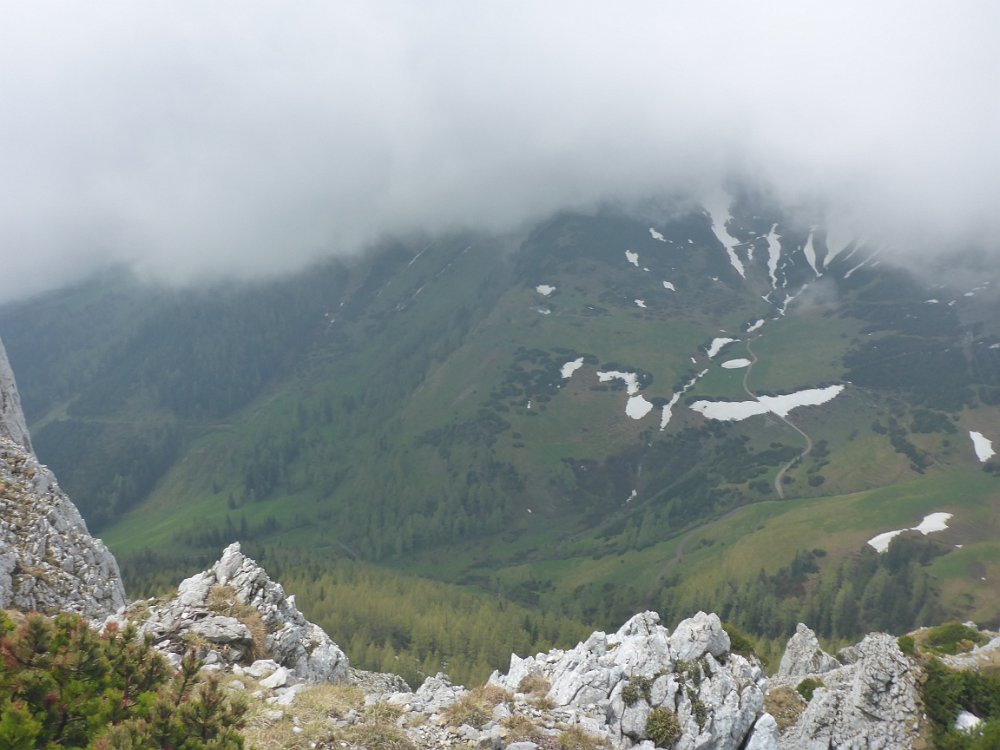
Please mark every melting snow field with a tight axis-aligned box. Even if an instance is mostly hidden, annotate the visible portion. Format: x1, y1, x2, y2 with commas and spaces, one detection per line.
706, 337, 738, 358
662, 281, 676, 291
649, 228, 666, 242
597, 370, 640, 395
625, 250, 639, 267
690, 384, 845, 421
626, 395, 654, 419
969, 431, 995, 462
660, 369, 708, 430
561, 357, 584, 379
802, 231, 822, 277
746, 319, 765, 333
721, 358, 751, 369
535, 284, 556, 296
635, 299, 646, 309
705, 194, 746, 278
765, 224, 782, 288
597, 370, 653, 421
912, 513, 953, 535
867, 512, 953, 553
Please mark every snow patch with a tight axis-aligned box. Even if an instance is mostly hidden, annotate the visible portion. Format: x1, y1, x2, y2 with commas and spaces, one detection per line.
866, 530, 904, 554
690, 384, 845, 421
625, 250, 639, 267
535, 284, 556, 296
660, 369, 708, 430
597, 370, 640, 395
597, 370, 655, 421
970, 431, 995, 462
626, 395, 654, 419
867, 512, 953, 553
560, 357, 584, 379
802, 230, 822, 276
705, 195, 745, 278
721, 358, 752, 369
706, 337, 738, 358
536, 307, 551, 315
766, 224, 782, 288
912, 512, 953, 535
925, 299, 940, 304
746, 319, 765, 333
778, 285, 807, 316
955, 711, 982, 732
649, 228, 666, 242
662, 281, 676, 291
634, 299, 646, 309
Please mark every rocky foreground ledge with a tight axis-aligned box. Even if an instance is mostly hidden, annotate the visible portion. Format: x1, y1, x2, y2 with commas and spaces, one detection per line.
103, 543, 927, 750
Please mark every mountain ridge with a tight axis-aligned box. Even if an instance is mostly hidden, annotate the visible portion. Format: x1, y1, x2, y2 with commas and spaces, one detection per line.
2, 196, 999, 653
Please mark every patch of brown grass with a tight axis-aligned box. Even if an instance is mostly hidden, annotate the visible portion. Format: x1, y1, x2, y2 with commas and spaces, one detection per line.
557, 726, 610, 749
363, 701, 405, 724
503, 715, 554, 748
207, 584, 268, 661
443, 685, 512, 729
764, 686, 806, 731
344, 722, 416, 750
517, 673, 552, 696
294, 683, 365, 719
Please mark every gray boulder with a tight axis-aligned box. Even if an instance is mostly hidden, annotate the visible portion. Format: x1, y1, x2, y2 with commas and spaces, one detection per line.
777, 623, 841, 678
490, 611, 766, 750
776, 633, 921, 749
136, 542, 349, 682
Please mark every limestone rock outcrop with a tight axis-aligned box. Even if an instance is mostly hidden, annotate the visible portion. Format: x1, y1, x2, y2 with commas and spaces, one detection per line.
133, 542, 350, 682
770, 630, 922, 749
0, 338, 31, 452
488, 610, 771, 750
0, 337, 126, 619
777, 622, 841, 678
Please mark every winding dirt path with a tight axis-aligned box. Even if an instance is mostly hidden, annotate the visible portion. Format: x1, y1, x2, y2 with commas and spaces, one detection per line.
644, 323, 817, 605
742, 336, 814, 499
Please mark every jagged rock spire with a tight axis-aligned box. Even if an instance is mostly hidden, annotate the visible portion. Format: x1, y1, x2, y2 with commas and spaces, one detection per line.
0, 337, 31, 453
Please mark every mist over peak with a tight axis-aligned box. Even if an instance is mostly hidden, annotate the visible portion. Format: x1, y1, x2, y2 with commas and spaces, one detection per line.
1, 1, 997, 303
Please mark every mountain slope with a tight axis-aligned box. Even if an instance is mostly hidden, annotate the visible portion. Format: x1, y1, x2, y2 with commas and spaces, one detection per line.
2, 192, 999, 642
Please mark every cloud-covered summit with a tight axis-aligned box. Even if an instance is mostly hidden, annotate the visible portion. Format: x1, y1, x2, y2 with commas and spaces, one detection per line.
1, 1, 997, 301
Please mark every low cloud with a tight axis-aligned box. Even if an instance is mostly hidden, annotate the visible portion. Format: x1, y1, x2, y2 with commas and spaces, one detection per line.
1, 1, 997, 301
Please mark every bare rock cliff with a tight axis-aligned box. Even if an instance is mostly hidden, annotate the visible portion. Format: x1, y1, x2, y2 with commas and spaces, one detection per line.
0, 337, 126, 618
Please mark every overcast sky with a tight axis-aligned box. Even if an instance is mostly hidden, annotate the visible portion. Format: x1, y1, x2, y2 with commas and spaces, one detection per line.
0, 1, 996, 302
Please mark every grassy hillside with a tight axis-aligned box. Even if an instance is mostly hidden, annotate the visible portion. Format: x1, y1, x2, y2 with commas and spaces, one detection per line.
3, 196, 999, 655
